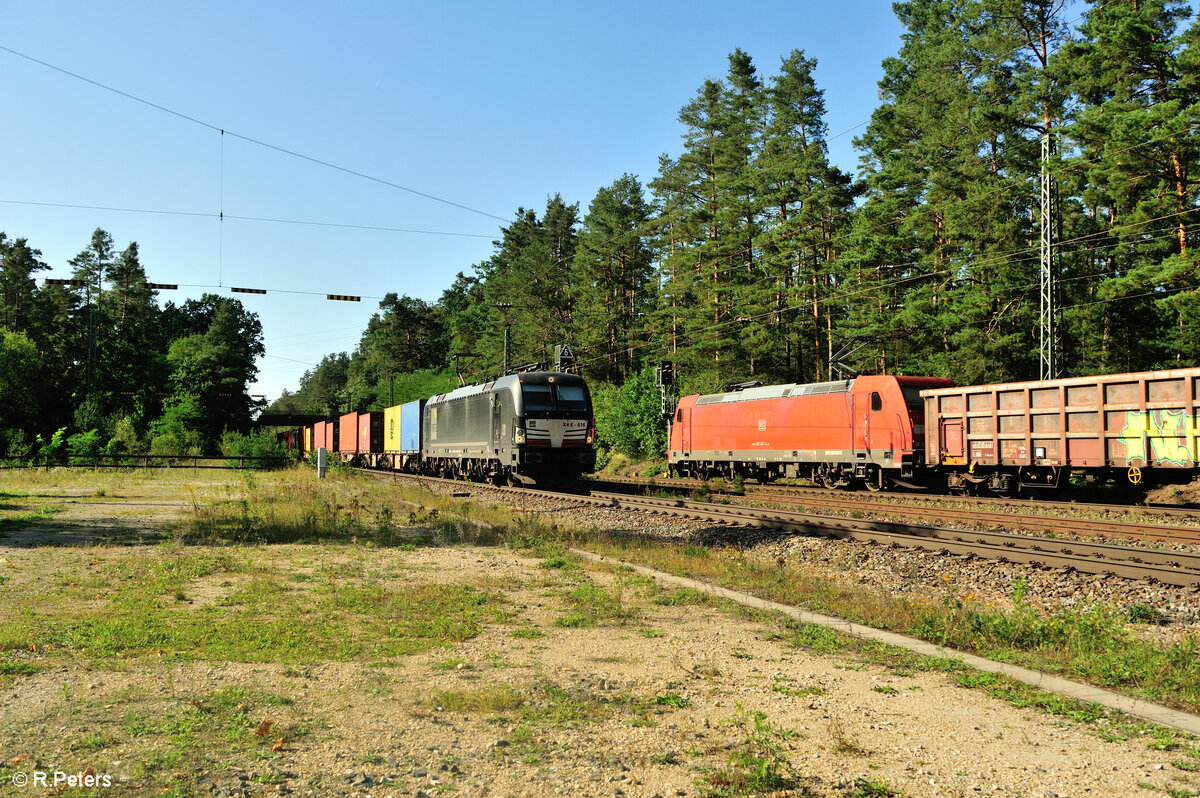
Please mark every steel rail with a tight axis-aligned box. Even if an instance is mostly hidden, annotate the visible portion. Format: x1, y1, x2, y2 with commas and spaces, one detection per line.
363, 470, 1200, 586
589, 476, 1200, 544
731, 492, 1200, 545
590, 474, 1200, 522
588, 492, 1200, 586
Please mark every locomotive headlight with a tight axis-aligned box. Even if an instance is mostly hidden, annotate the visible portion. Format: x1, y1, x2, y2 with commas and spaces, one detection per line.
514, 426, 526, 444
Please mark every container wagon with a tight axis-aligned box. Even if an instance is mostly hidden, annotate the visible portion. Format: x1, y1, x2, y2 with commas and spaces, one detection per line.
336, 412, 358, 460
382, 399, 425, 473
313, 421, 331, 453
356, 411, 384, 467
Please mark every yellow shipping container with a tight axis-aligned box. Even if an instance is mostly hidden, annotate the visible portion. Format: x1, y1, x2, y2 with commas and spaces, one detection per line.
383, 404, 403, 453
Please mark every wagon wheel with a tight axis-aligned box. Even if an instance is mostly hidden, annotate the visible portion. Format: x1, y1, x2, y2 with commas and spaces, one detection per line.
1127, 466, 1143, 485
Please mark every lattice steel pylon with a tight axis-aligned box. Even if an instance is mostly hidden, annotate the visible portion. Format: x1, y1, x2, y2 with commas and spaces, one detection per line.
1039, 130, 1058, 380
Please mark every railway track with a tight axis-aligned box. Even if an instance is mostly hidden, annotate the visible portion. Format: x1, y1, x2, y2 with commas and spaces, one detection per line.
369, 470, 1200, 587
589, 475, 1200, 545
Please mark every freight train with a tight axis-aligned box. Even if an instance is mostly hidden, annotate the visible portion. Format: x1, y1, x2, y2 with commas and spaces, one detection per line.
668, 367, 1200, 494
289, 370, 596, 485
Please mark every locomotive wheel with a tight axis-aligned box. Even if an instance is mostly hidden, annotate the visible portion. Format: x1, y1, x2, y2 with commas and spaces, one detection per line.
863, 469, 885, 492
815, 466, 840, 489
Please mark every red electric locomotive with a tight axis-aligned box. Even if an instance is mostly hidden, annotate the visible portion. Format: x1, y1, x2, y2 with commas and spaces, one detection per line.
668, 374, 953, 490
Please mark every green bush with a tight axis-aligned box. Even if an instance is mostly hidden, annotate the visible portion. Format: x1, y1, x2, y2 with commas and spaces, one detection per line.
66, 429, 103, 465
220, 430, 292, 467
108, 416, 143, 456
0, 429, 33, 466
592, 365, 668, 460
35, 427, 67, 465
149, 428, 205, 458
103, 436, 135, 466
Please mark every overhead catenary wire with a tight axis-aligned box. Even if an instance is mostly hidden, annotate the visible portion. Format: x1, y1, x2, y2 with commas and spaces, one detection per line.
569, 207, 1200, 373
0, 43, 510, 224
4, 2, 1188, 295
0, 199, 495, 239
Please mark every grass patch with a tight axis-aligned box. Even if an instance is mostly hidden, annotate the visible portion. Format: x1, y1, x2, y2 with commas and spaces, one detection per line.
554, 578, 638, 628
1, 541, 499, 663
431, 684, 523, 713
0, 661, 39, 676
772, 683, 826, 698
653, 586, 717, 607
0, 503, 61, 535
654, 692, 691, 708
847, 778, 901, 797
167, 469, 509, 548
77, 685, 312, 789
699, 708, 804, 797
510, 626, 544, 639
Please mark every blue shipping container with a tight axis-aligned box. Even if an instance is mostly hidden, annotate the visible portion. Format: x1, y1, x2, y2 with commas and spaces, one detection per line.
400, 399, 425, 454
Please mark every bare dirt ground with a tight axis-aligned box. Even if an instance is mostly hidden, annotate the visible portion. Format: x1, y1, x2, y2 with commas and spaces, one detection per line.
1, 474, 1198, 798
1146, 478, 1200, 506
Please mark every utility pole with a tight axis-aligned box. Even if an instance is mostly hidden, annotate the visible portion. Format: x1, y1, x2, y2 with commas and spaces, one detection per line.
1039, 130, 1057, 380
86, 279, 97, 397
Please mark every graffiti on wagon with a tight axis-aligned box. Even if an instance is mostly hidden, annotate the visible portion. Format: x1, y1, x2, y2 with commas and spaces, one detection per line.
1116, 409, 1200, 467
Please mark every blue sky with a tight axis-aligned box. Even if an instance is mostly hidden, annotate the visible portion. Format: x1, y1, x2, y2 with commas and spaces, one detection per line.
2, 1, 908, 402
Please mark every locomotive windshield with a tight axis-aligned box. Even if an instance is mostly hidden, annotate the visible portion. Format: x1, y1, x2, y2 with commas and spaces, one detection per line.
555, 384, 588, 412
519, 380, 590, 415
523, 384, 554, 412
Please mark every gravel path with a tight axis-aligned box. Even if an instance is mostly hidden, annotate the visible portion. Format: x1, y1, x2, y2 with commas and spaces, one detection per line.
4, 542, 1199, 798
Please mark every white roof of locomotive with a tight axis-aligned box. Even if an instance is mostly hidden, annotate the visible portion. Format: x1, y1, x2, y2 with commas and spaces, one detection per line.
695, 379, 855, 405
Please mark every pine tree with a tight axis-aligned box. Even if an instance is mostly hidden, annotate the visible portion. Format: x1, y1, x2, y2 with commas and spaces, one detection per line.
0, 234, 49, 334
347, 293, 447, 408
847, 0, 1070, 383
480, 196, 580, 373
650, 51, 769, 389
1061, 0, 1200, 368
572, 174, 655, 382
100, 242, 167, 426
753, 50, 857, 382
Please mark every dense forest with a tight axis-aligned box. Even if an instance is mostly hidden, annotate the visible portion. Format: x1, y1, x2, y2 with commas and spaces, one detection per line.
3, 0, 1198, 464
0, 228, 270, 460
